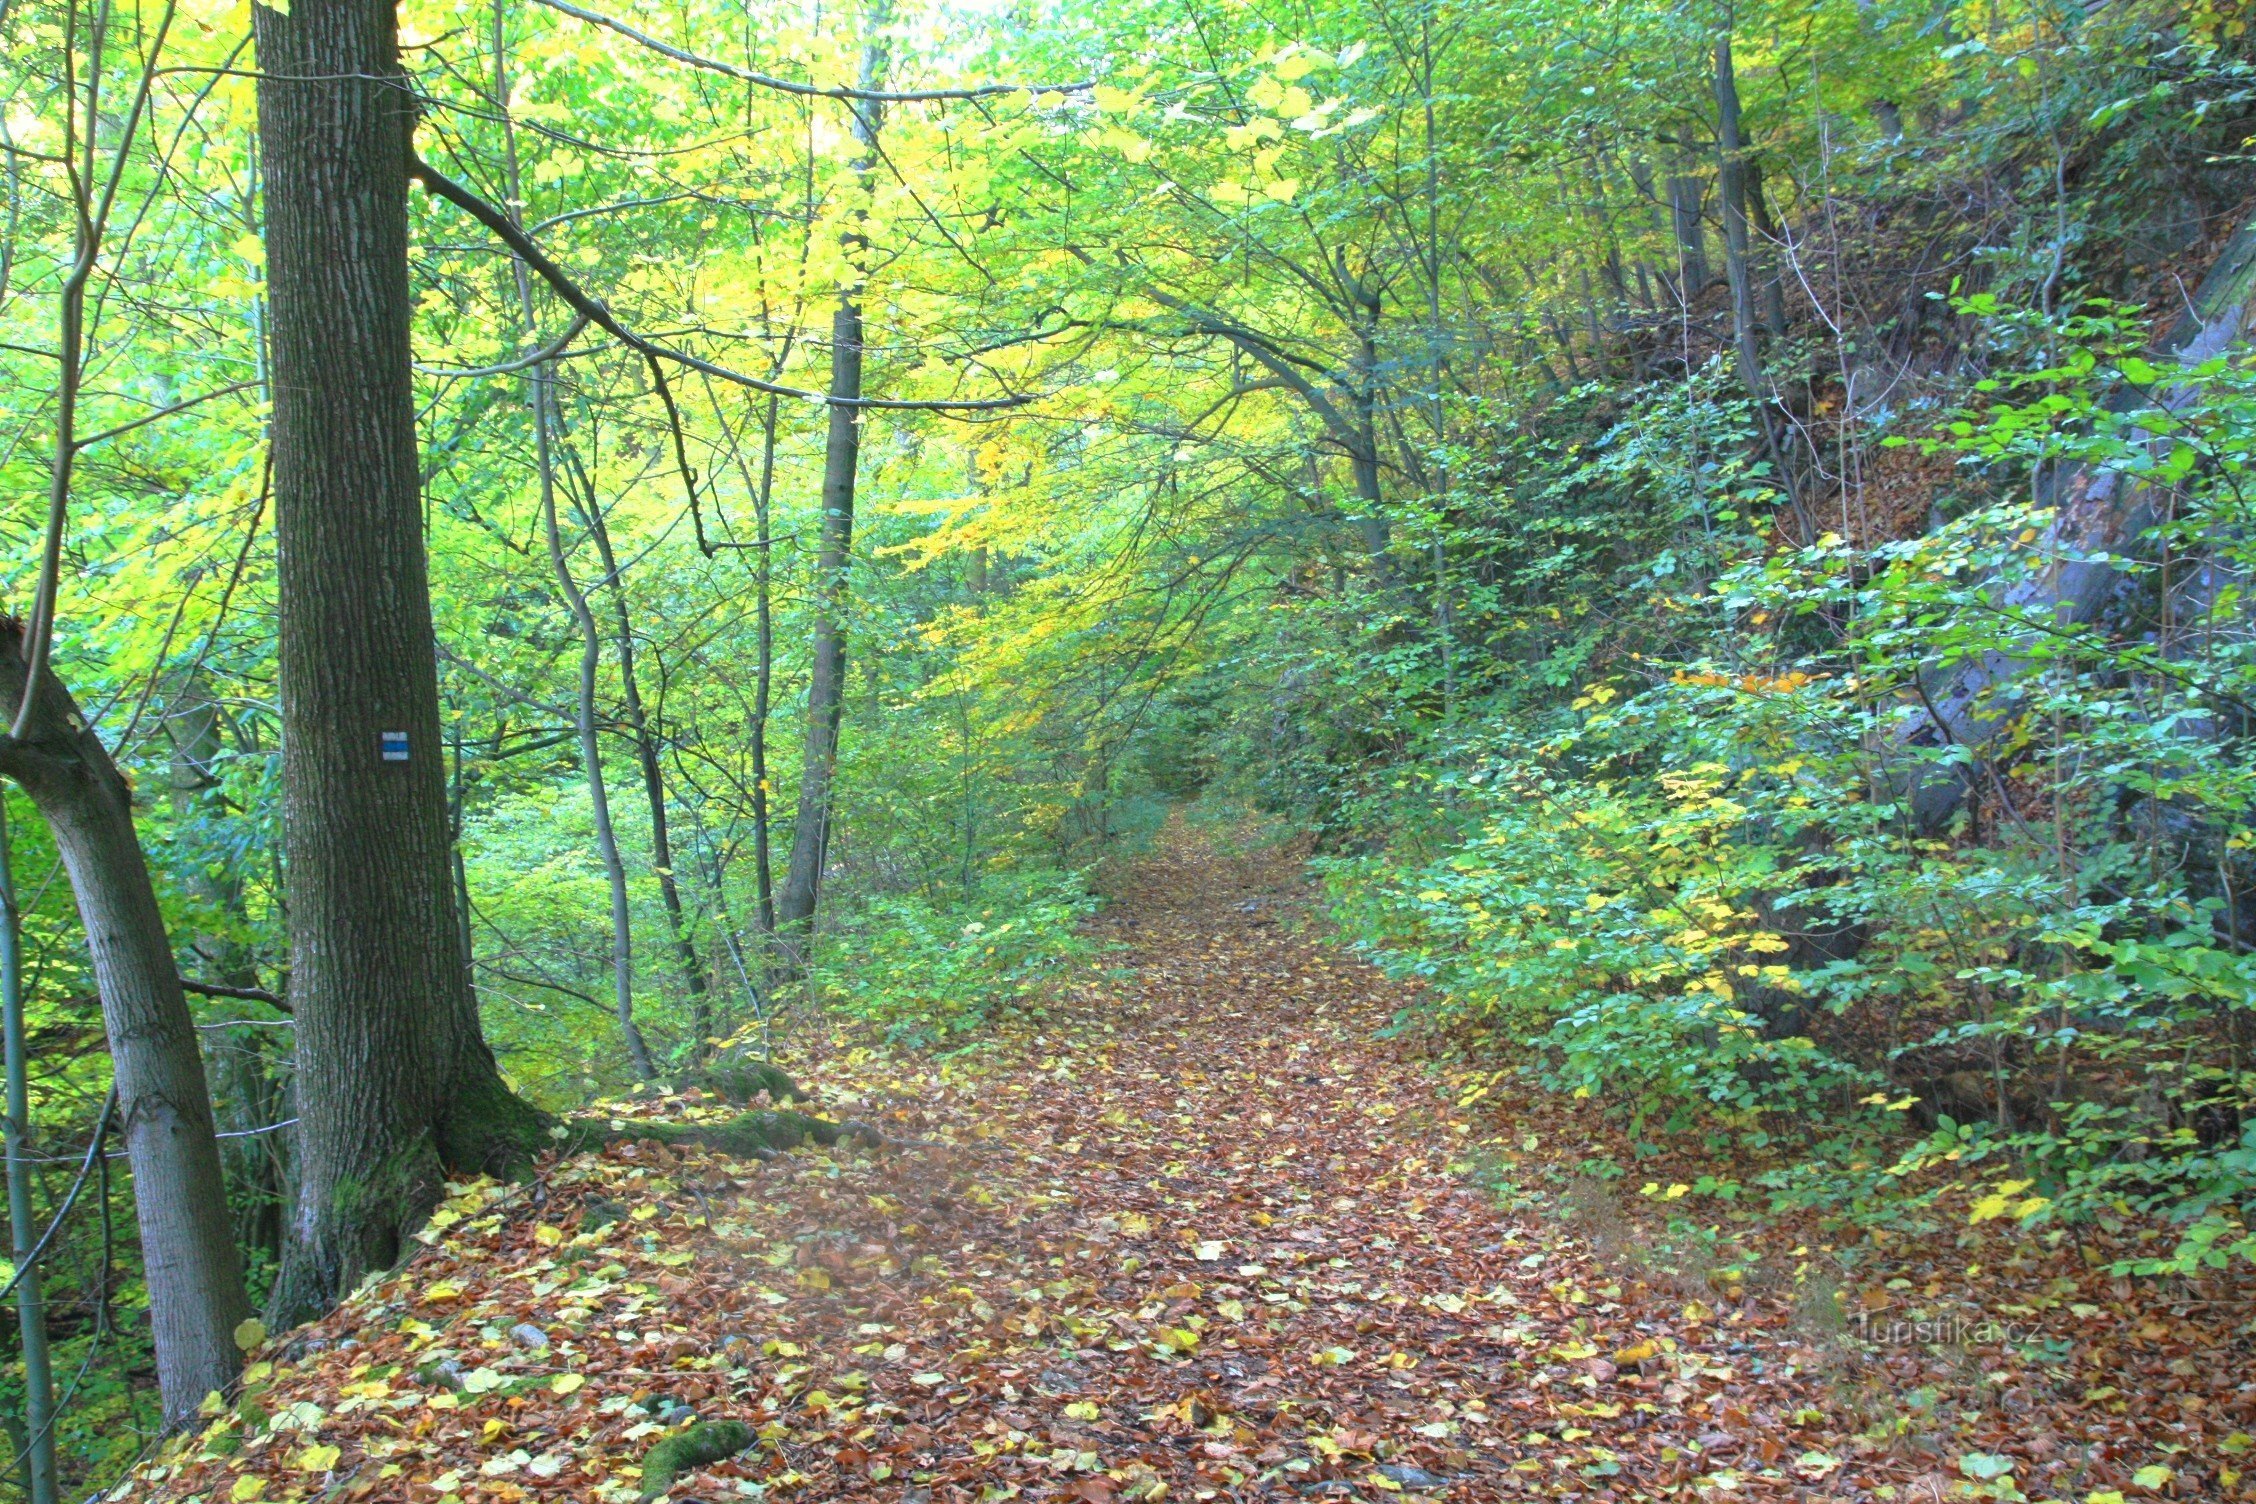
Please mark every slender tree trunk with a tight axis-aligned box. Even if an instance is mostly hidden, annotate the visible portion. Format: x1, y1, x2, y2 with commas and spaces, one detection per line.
1667, 173, 1709, 293
580, 504, 712, 1048
1715, 34, 1768, 405
486, 2, 655, 1080
167, 680, 290, 1273
0, 632, 250, 1426
257, 0, 546, 1327
777, 296, 866, 968
778, 33, 888, 970
1, 802, 57, 1504
544, 456, 656, 1080
1346, 278, 1390, 560
1715, 31, 1802, 504
750, 394, 780, 943
1745, 158, 1791, 337
450, 727, 476, 1003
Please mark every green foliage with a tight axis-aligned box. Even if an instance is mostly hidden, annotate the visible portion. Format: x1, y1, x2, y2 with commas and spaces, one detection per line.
813, 872, 1102, 1049
1320, 294, 2256, 1273
4, 0, 2256, 1488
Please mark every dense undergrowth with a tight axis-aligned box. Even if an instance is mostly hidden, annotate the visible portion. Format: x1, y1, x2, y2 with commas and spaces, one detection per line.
808, 870, 1103, 1050
1307, 295, 2256, 1279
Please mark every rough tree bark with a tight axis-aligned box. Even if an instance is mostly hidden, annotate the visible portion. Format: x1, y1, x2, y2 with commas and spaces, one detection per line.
0, 629, 250, 1427
255, 0, 545, 1327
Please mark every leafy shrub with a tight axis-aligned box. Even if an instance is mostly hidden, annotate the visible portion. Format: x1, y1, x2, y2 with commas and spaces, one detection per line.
814, 870, 1100, 1048
1323, 303, 2256, 1274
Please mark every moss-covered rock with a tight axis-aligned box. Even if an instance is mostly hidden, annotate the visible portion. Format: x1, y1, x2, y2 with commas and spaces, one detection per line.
633, 1109, 876, 1157
638, 1419, 754, 1500
693, 1059, 806, 1105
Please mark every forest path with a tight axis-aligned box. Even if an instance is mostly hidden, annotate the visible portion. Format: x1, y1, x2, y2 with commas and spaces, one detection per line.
146, 824, 1903, 1504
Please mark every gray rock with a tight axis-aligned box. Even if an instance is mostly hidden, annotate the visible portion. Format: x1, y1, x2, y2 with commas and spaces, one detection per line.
510, 1323, 551, 1351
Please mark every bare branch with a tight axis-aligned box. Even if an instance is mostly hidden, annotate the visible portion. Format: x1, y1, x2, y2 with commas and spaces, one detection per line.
180, 977, 290, 1012
411, 156, 1033, 412
416, 312, 592, 378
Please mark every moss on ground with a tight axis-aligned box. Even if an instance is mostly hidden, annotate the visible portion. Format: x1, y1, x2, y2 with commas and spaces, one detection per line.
638, 1419, 754, 1500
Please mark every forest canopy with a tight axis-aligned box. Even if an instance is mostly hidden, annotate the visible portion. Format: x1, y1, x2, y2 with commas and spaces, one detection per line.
2, 0, 2255, 1492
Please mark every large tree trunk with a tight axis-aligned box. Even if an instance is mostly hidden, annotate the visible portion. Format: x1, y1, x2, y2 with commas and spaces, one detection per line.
256, 0, 544, 1328
0, 630, 250, 1427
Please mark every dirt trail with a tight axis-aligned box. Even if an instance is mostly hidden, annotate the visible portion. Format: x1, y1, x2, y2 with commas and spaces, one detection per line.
130, 826, 2210, 1504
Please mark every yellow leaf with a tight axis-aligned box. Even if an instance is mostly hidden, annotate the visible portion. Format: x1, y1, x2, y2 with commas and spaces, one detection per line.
294, 1444, 341, 1473
1093, 84, 1139, 114
231, 1478, 267, 1502
1264, 178, 1299, 203
533, 1224, 564, 1247
1247, 75, 1285, 110
551, 1373, 585, 1397
234, 1318, 267, 1351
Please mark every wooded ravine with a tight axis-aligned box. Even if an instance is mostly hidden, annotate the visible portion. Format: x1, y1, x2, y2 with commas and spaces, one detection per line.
1, 0, 2254, 1498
